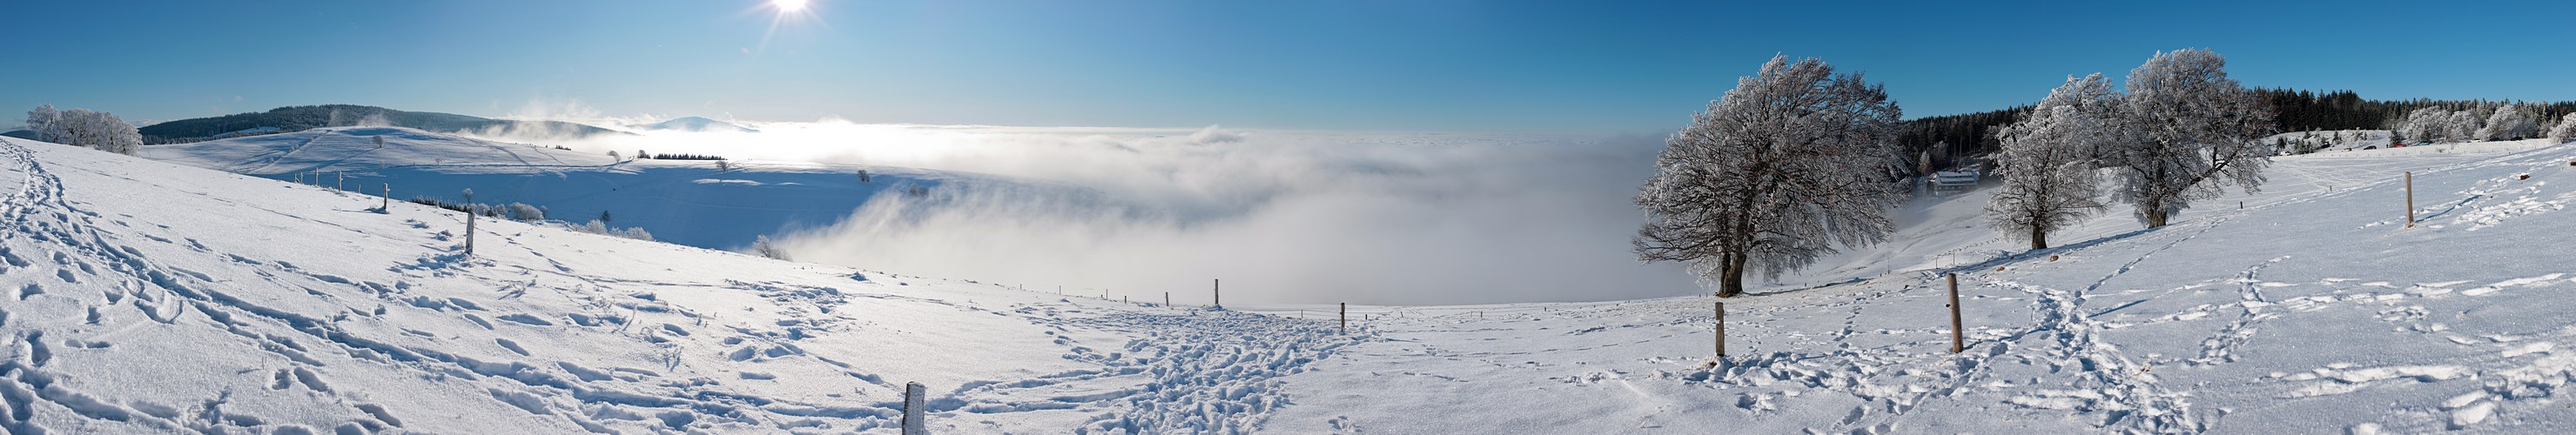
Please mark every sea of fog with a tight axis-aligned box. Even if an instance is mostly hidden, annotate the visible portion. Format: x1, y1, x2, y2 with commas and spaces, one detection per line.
545, 121, 1704, 305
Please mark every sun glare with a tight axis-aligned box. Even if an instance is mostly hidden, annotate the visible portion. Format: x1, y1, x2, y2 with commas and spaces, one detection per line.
774, 0, 809, 12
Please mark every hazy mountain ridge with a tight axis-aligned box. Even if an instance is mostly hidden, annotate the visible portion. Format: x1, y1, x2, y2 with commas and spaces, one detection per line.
136, 104, 629, 144
626, 116, 757, 133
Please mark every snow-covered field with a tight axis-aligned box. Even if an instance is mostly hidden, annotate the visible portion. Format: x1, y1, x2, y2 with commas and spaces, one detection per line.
1, 136, 1348, 432
1256, 138, 2576, 433
9, 130, 2576, 432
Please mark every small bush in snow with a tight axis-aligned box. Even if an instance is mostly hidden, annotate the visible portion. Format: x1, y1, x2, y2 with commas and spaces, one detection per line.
506, 203, 545, 221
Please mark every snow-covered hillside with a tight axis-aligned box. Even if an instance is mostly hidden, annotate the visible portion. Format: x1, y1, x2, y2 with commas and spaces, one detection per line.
0, 136, 1352, 433
1250, 138, 2576, 433
138, 127, 1093, 250
23, 126, 2576, 433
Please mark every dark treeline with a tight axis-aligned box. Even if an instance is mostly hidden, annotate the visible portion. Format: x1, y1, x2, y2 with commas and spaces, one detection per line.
647, 153, 727, 161
1895, 105, 2030, 172
2257, 89, 2576, 132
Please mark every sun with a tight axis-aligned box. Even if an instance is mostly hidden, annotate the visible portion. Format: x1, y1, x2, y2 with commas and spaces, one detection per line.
774, 0, 809, 12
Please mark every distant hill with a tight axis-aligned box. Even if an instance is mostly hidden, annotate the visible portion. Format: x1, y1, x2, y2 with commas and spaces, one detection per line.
138, 125, 1087, 249
137, 104, 629, 144
627, 116, 757, 133
0, 130, 35, 140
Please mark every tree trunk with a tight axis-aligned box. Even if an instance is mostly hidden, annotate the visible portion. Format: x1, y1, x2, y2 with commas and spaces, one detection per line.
1718, 252, 1747, 298
2030, 225, 2048, 251
2145, 202, 2169, 228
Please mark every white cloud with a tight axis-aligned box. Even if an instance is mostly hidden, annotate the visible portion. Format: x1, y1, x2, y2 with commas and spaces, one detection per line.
551, 123, 1700, 305
1189, 124, 1244, 144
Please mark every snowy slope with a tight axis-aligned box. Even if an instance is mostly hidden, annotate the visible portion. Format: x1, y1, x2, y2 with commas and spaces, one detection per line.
0, 136, 1356, 433
1248, 138, 2576, 433
30, 124, 2576, 433
138, 127, 1096, 250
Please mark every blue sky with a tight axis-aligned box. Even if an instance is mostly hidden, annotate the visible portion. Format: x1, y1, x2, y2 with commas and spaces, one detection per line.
4, 0, 2570, 132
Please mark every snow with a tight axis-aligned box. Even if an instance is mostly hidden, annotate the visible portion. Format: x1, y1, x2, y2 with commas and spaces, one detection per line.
0, 135, 1349, 432
1253, 137, 2576, 433
10, 128, 2576, 432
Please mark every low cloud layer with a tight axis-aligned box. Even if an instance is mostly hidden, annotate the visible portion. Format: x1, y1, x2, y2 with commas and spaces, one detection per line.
557, 122, 1701, 305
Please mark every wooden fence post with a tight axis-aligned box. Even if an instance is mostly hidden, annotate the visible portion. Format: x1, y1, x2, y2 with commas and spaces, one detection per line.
1947, 272, 1963, 353
2404, 171, 2416, 228
902, 382, 926, 434
462, 189, 475, 255
1213, 278, 1221, 309
1339, 303, 1348, 334
380, 184, 389, 211
1714, 301, 1726, 358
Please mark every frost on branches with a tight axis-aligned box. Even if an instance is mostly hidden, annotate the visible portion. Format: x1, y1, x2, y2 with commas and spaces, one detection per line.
2106, 49, 2275, 229
2398, 107, 2451, 144
1987, 74, 2113, 250
2478, 104, 2539, 141
1632, 55, 1904, 298
2446, 110, 2484, 143
2552, 113, 2576, 144
22, 104, 143, 155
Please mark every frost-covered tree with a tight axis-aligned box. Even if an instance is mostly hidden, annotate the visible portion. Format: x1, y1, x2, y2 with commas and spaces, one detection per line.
2105, 49, 2276, 228
2478, 104, 2539, 140
2445, 110, 2482, 143
2551, 113, 2576, 144
24, 104, 60, 139
1989, 74, 2114, 250
23, 105, 141, 155
2398, 107, 2448, 143
1632, 55, 1905, 298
